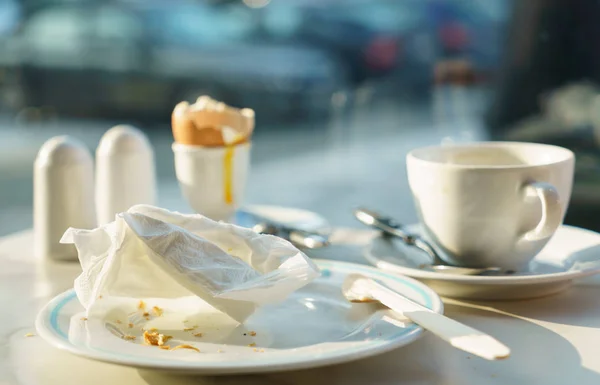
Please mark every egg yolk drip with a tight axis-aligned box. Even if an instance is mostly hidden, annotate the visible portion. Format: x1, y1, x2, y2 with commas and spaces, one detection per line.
223, 145, 234, 205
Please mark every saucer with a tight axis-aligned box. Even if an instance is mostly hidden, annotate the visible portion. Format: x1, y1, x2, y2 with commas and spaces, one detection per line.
364, 225, 600, 300
36, 260, 442, 375
236, 205, 332, 234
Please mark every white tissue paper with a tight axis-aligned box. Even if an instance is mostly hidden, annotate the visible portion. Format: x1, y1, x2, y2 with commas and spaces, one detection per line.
61, 205, 320, 323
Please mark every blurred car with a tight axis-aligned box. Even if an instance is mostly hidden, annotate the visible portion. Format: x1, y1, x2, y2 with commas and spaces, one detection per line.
426, 0, 510, 81
264, 0, 513, 95
287, 0, 426, 85
5, 2, 348, 124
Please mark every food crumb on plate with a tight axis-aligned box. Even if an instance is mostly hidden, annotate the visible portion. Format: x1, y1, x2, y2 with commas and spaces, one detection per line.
122, 335, 136, 341
172, 344, 200, 352
143, 330, 172, 346
159, 346, 171, 350
142, 312, 150, 317
138, 300, 146, 310
183, 326, 197, 331
193, 332, 203, 337
128, 323, 134, 328
152, 306, 163, 316
24, 333, 35, 337
249, 331, 256, 336
217, 349, 224, 353
115, 320, 122, 324
98, 295, 103, 299
80, 317, 88, 321
248, 343, 256, 347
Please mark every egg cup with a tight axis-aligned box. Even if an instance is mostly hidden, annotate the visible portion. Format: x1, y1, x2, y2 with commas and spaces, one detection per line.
172, 142, 251, 222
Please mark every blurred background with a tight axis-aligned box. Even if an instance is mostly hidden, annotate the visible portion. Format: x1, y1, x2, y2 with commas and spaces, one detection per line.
1, 0, 600, 235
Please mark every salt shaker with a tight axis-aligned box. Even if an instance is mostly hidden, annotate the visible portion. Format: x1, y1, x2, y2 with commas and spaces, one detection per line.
34, 136, 96, 261
96, 125, 156, 225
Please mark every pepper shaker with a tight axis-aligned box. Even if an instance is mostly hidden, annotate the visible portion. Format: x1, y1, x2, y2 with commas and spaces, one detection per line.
34, 136, 96, 261
95, 125, 156, 225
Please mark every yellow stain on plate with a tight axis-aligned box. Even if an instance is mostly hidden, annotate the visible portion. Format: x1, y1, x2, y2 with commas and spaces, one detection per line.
223, 145, 234, 204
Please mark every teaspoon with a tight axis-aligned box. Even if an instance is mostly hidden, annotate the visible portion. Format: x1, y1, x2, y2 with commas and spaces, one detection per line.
353, 208, 512, 276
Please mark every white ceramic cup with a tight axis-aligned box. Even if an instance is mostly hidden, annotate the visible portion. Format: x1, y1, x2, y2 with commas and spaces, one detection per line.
173, 142, 251, 222
407, 142, 575, 270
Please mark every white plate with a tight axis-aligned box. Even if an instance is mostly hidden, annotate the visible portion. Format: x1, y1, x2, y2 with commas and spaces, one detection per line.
35, 260, 442, 374
364, 225, 600, 300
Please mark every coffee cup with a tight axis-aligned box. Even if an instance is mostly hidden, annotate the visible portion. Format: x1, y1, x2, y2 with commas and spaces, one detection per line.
406, 142, 575, 270
173, 142, 250, 222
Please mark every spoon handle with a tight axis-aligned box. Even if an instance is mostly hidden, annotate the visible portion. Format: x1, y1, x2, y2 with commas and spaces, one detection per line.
354, 207, 509, 275
252, 222, 330, 249
368, 279, 510, 361
353, 207, 440, 261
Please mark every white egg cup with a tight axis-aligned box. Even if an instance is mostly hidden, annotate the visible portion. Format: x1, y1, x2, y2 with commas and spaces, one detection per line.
173, 142, 251, 222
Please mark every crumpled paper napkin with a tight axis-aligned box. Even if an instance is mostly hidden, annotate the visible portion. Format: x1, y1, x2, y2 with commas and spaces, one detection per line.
61, 205, 320, 322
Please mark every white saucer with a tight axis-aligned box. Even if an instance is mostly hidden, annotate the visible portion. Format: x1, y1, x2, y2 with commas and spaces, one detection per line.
236, 205, 332, 234
36, 260, 442, 375
364, 225, 600, 300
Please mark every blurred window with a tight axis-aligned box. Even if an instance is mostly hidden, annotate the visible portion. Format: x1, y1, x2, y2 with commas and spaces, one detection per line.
262, 4, 302, 38
23, 7, 89, 67
330, 1, 423, 32
92, 6, 142, 71
95, 6, 142, 42
0, 0, 20, 36
25, 8, 87, 47
148, 5, 256, 47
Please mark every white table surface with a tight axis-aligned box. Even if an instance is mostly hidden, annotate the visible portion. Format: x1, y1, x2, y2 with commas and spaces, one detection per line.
2, 228, 600, 385
2, 96, 599, 384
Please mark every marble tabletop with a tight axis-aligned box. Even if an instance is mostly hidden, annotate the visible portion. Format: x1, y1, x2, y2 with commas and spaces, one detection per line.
2, 227, 600, 385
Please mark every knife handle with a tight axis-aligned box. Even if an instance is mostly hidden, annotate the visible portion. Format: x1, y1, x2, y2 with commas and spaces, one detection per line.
370, 280, 510, 361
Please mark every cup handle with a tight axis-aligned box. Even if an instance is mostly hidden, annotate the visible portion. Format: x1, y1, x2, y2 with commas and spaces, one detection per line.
521, 181, 562, 241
